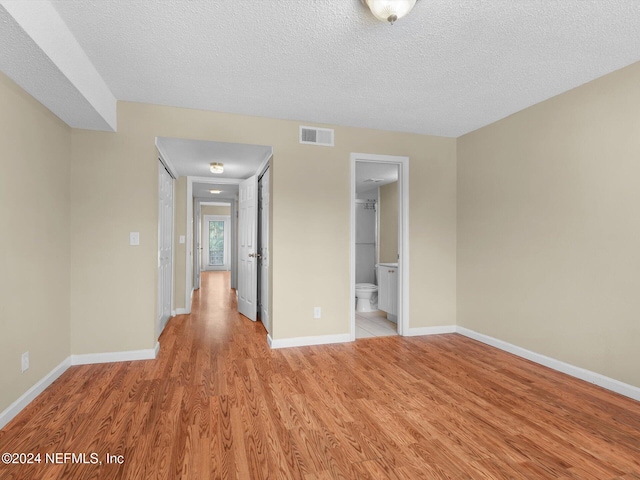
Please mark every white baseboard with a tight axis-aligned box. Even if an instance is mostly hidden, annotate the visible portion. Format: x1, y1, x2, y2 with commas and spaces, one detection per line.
174, 308, 188, 315
405, 325, 456, 336
456, 327, 640, 402
0, 357, 71, 429
70, 342, 160, 366
267, 333, 351, 349
1, 343, 161, 431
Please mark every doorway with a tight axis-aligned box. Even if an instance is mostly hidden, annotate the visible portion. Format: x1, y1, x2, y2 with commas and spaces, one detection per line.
350, 153, 409, 341
190, 191, 237, 299
184, 155, 273, 317
202, 210, 231, 272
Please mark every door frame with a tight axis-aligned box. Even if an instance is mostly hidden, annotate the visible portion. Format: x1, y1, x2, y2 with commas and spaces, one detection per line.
350, 153, 409, 340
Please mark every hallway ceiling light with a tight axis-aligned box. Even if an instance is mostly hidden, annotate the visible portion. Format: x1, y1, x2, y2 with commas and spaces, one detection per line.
209, 162, 224, 174
209, 189, 222, 194
362, 0, 417, 25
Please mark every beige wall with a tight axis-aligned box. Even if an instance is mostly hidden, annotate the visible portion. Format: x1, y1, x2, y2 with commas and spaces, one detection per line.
379, 182, 398, 263
457, 62, 640, 388
201, 205, 230, 216
69, 101, 457, 352
173, 176, 187, 310
0, 72, 71, 413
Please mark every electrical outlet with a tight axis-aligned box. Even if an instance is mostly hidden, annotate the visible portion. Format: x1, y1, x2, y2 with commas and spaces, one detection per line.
21, 351, 29, 373
313, 307, 321, 319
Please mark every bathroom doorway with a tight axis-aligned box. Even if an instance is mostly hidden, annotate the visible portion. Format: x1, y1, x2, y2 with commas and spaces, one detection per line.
350, 153, 409, 340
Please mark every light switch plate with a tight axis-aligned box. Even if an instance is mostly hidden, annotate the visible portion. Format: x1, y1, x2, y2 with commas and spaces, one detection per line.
179, 235, 185, 244
129, 232, 140, 246
21, 351, 29, 373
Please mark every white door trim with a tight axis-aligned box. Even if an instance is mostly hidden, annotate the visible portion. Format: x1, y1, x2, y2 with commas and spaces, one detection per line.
350, 153, 409, 340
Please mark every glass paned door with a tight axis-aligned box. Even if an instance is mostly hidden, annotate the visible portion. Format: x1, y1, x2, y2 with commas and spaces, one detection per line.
209, 221, 225, 266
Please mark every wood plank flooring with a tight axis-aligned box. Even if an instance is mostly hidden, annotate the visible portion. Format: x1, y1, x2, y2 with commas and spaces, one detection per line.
1, 271, 640, 479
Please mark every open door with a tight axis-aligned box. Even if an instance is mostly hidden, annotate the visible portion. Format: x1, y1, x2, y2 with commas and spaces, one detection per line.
238, 175, 258, 320
258, 167, 271, 333
157, 161, 173, 337
193, 200, 201, 290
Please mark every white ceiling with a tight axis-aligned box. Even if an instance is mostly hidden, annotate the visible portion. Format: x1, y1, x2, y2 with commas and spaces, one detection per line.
193, 183, 238, 201
356, 162, 398, 194
1, 1, 639, 137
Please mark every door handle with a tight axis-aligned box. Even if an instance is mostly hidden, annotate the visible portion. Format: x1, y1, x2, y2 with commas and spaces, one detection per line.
249, 253, 262, 258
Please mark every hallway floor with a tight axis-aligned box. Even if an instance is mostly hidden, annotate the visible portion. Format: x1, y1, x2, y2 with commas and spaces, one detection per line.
2, 271, 640, 479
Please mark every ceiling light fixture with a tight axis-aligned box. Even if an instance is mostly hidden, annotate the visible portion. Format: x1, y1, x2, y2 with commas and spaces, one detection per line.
209, 162, 224, 174
209, 190, 222, 194
362, 0, 417, 25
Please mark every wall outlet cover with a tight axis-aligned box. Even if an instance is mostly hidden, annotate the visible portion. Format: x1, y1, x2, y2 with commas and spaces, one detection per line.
314, 307, 321, 319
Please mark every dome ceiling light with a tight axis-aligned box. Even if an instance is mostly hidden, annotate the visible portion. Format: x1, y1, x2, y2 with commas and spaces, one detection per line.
209, 162, 224, 174
362, 0, 417, 25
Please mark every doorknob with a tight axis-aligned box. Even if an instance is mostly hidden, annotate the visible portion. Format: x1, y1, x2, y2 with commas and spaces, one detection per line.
249, 253, 262, 258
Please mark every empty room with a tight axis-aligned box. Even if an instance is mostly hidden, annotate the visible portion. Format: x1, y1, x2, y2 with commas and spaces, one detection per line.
1, 1, 639, 479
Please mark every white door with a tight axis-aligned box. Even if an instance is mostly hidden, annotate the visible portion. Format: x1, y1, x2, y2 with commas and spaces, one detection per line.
202, 215, 230, 271
259, 167, 271, 333
158, 162, 173, 336
238, 175, 258, 321
193, 200, 201, 290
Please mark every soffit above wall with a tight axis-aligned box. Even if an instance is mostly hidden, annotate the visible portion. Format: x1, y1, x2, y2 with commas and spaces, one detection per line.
0, 2, 116, 131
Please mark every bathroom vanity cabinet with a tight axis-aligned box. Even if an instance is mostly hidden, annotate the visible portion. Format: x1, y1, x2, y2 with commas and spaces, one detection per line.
377, 263, 398, 321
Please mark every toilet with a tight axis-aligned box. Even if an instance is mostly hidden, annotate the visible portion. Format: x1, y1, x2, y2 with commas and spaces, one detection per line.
355, 283, 378, 312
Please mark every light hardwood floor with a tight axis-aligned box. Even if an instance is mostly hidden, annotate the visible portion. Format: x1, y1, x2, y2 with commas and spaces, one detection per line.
1, 271, 639, 479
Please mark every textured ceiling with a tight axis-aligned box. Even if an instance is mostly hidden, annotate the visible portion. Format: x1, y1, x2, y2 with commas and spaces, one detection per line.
3, 1, 640, 137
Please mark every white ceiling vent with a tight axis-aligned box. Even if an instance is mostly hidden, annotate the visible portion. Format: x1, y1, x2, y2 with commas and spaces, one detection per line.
299, 126, 334, 147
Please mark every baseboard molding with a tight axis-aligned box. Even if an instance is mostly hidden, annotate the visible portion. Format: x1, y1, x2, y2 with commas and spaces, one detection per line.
405, 325, 456, 336
456, 327, 640, 402
267, 333, 352, 349
0, 357, 71, 429
70, 342, 160, 366
1, 343, 161, 431
173, 308, 188, 315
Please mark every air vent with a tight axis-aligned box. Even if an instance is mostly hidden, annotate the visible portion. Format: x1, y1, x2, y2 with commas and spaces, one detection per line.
299, 126, 334, 147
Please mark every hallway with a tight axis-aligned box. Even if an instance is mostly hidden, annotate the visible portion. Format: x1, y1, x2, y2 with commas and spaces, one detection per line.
1, 271, 640, 479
